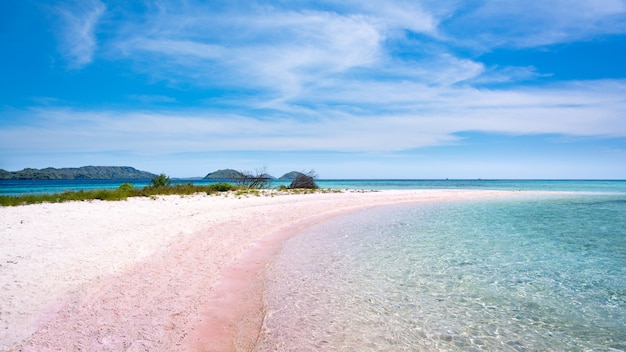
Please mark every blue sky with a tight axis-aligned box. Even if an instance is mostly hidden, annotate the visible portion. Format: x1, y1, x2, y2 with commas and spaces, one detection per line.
1, 0, 625, 179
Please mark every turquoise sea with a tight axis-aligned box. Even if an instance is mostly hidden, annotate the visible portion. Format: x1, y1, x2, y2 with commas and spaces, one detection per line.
255, 183, 626, 351
1, 179, 625, 196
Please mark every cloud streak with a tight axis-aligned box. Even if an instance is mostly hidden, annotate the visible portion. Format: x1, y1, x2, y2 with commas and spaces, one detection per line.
55, 0, 106, 69
3, 79, 624, 158
445, 0, 626, 49
114, 4, 388, 101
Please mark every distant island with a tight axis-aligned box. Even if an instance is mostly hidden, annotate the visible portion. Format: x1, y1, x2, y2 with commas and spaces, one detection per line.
277, 171, 307, 180
204, 169, 306, 181
0, 166, 157, 180
0, 166, 313, 181
203, 169, 246, 179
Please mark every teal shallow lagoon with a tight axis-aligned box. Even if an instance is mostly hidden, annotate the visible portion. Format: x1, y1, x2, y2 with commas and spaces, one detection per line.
257, 193, 626, 351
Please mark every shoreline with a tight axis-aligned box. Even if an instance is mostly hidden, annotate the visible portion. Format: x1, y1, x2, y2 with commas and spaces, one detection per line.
1, 189, 551, 351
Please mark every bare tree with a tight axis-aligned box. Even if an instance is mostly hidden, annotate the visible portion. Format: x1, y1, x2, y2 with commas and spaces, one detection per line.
288, 170, 319, 189
233, 166, 272, 189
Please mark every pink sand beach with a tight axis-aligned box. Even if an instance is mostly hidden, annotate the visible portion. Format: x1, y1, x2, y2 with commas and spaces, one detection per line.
1, 189, 527, 351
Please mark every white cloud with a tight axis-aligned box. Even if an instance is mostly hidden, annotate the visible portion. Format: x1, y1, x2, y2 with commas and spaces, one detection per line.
114, 6, 386, 100
3, 79, 625, 159
55, 0, 106, 69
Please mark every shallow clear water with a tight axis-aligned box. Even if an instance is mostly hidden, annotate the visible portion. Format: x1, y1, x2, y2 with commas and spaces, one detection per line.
257, 194, 626, 351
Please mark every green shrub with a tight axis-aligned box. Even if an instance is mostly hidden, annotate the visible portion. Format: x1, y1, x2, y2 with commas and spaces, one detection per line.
208, 182, 236, 193
118, 182, 134, 191
150, 173, 172, 187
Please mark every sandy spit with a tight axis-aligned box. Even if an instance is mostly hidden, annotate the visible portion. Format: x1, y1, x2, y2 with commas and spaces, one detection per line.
0, 189, 531, 351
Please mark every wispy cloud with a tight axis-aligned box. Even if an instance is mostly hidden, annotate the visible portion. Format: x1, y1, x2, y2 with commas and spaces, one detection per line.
54, 0, 106, 69
104, 0, 626, 103
445, 0, 626, 49
3, 79, 624, 158
114, 4, 388, 100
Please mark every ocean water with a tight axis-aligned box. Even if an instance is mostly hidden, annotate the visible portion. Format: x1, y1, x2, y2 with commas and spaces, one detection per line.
1, 179, 625, 196
257, 193, 626, 351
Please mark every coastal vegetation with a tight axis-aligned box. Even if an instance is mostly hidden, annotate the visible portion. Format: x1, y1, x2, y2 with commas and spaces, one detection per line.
148, 173, 172, 187
0, 180, 238, 206
0, 170, 325, 206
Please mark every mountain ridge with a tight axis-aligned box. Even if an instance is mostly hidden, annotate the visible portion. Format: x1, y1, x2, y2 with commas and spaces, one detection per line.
0, 166, 157, 180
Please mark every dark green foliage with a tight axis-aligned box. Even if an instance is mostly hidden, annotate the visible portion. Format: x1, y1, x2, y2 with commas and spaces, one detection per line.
207, 182, 236, 192
118, 182, 134, 192
149, 173, 172, 187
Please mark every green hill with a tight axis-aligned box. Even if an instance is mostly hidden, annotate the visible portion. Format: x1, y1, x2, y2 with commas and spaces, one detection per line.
0, 166, 156, 180
203, 169, 244, 179
278, 171, 306, 180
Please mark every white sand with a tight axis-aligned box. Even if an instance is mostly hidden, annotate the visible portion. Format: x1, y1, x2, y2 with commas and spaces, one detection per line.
0, 189, 530, 351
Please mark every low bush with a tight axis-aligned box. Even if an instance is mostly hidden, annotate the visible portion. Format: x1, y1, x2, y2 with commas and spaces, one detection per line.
118, 182, 134, 192
208, 182, 236, 192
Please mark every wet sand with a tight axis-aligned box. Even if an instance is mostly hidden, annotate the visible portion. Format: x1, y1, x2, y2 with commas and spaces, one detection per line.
0, 189, 524, 351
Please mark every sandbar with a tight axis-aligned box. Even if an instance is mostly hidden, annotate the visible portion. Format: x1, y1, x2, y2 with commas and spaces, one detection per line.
0, 189, 532, 351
